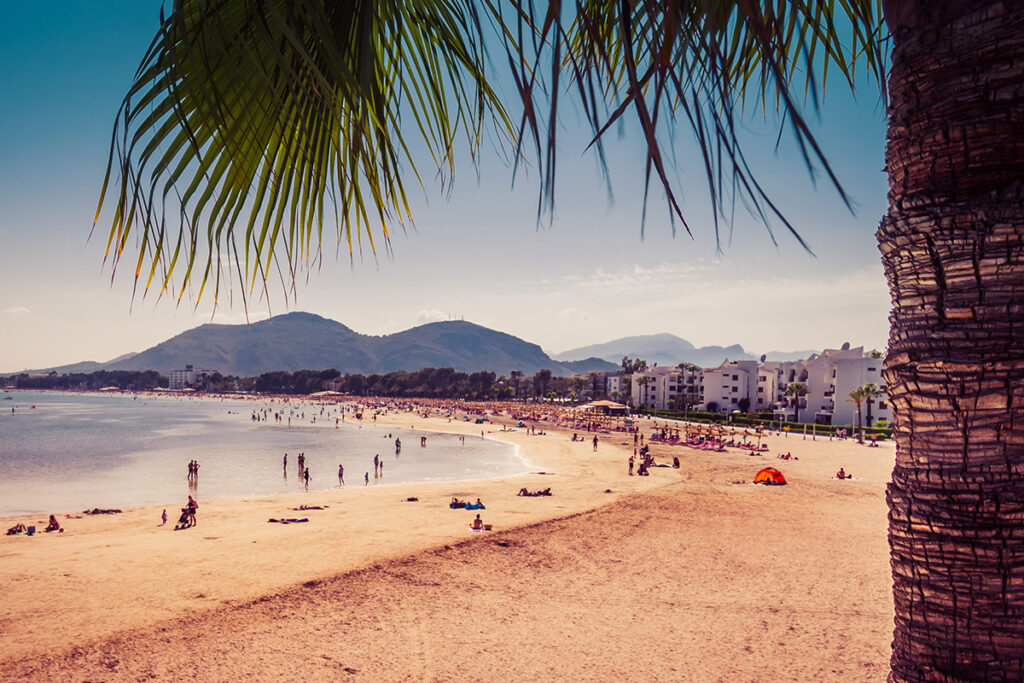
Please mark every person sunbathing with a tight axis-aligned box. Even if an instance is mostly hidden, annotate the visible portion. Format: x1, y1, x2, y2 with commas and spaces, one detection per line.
6, 523, 26, 535
45, 515, 62, 532
470, 514, 484, 531
837, 468, 848, 479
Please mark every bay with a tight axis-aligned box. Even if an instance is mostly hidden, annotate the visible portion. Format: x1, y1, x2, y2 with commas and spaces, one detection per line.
0, 391, 525, 517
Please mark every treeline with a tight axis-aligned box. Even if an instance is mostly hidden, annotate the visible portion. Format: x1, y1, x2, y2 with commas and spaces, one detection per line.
4, 367, 609, 401
7, 370, 165, 391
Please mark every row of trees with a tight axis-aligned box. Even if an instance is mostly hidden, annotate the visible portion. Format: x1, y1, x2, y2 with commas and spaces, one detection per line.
5, 370, 164, 391
3, 367, 603, 402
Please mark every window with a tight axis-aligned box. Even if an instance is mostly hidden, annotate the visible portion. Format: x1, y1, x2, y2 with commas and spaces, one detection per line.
758, 387, 763, 393
731, 386, 738, 393
732, 374, 738, 380
868, 367, 877, 372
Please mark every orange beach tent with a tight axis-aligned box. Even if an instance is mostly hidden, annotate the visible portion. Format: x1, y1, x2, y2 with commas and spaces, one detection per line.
753, 467, 787, 485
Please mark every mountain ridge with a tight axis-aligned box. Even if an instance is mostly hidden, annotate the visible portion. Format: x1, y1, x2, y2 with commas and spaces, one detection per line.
8, 313, 818, 377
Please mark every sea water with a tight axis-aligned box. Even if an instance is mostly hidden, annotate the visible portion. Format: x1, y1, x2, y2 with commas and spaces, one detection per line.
0, 391, 527, 517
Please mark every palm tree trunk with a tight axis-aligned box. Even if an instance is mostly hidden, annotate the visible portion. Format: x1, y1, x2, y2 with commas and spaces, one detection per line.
857, 404, 864, 444
880, 1, 1024, 680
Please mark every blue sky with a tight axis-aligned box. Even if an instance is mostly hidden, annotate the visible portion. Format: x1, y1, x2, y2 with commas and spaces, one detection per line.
0, 3, 891, 372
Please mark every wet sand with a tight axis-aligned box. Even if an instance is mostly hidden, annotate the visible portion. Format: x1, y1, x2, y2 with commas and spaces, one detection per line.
0, 410, 894, 681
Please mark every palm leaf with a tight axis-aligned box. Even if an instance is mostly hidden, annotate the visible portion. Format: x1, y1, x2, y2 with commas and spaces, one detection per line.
503, 0, 888, 242
97, 0, 887, 307
96, 0, 509, 310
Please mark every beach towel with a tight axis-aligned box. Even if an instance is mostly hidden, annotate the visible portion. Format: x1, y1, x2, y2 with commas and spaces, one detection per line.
268, 518, 310, 524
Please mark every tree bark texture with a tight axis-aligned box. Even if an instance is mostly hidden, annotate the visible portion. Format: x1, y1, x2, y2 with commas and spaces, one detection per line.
880, 2, 1024, 681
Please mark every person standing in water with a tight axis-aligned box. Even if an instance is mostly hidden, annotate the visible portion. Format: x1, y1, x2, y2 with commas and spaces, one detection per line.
338, 464, 345, 486
303, 467, 310, 490
364, 471, 369, 486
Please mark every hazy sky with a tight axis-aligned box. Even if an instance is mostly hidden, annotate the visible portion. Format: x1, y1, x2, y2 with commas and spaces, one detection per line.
0, 3, 891, 373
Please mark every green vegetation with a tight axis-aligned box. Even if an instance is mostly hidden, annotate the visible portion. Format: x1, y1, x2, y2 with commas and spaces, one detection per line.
640, 408, 893, 440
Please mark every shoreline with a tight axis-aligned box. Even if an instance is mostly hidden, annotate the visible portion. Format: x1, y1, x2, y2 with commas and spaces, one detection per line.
0, 393, 536, 519
0, 399, 895, 679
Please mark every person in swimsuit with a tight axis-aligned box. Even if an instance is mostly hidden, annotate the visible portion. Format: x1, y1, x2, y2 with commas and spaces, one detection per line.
338, 464, 344, 486
471, 514, 484, 531
304, 468, 310, 490
187, 495, 198, 526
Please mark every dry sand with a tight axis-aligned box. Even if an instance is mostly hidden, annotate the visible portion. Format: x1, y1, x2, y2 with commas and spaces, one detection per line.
0, 411, 894, 681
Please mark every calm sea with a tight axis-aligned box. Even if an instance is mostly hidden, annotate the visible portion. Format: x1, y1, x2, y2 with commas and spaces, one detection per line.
0, 391, 526, 517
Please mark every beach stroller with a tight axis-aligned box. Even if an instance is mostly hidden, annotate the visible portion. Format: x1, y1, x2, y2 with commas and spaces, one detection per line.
174, 507, 191, 530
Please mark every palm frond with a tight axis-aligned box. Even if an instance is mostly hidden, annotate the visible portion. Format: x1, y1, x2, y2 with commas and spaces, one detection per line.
96, 0, 509, 310
501, 0, 888, 245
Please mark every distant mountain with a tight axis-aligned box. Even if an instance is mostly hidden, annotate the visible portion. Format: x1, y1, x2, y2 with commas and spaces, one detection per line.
554, 333, 757, 368
9, 316, 824, 379
9, 351, 141, 376
559, 357, 619, 374
90, 312, 578, 377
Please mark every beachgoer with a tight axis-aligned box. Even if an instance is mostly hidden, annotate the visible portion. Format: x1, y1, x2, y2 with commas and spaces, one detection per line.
364, 471, 369, 486
45, 515, 61, 532
283, 453, 288, 469
837, 467, 847, 479
161, 509, 167, 525
471, 514, 484, 531
187, 495, 198, 526
593, 435, 598, 452
338, 464, 344, 486
628, 455, 634, 476
304, 468, 310, 490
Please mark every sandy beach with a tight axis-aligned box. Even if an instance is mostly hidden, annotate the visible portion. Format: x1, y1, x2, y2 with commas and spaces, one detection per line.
0, 407, 894, 681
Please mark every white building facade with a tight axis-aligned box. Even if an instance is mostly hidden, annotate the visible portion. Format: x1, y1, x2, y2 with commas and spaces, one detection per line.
168, 364, 211, 390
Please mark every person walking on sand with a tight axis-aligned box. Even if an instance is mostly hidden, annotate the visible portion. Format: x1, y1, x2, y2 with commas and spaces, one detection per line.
628, 455, 634, 476
338, 464, 344, 487
593, 435, 599, 452
161, 509, 167, 525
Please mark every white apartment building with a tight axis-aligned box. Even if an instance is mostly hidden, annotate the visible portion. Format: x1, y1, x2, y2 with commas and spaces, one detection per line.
701, 360, 759, 412
602, 365, 703, 411
606, 374, 628, 402
168, 364, 211, 390
774, 347, 891, 426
